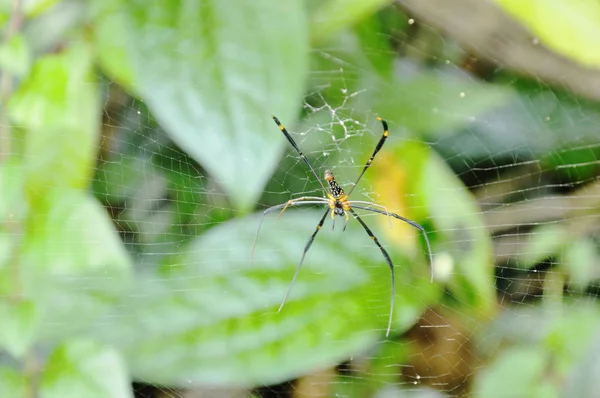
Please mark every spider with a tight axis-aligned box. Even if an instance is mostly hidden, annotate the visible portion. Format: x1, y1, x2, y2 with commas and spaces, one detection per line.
251, 115, 434, 337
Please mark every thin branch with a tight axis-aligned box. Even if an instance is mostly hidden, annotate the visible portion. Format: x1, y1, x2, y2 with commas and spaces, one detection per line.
0, 0, 24, 160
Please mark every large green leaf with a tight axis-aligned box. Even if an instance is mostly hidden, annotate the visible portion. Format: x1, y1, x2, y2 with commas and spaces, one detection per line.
0, 159, 36, 359
16, 189, 132, 341
564, 331, 600, 397
517, 224, 569, 269
7, 42, 99, 197
476, 303, 600, 397
0, 157, 27, 227
310, 0, 393, 42
474, 346, 559, 398
40, 340, 132, 398
542, 304, 600, 375
22, 0, 61, 17
90, 0, 136, 92
97, 210, 438, 386
371, 67, 514, 136
0, 367, 28, 397
118, 0, 309, 212
0, 299, 39, 359
0, 34, 31, 77
494, 0, 600, 69
561, 238, 597, 289
435, 86, 600, 163
386, 142, 495, 316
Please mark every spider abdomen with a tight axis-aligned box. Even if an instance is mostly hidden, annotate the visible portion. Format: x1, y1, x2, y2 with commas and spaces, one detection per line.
324, 169, 345, 198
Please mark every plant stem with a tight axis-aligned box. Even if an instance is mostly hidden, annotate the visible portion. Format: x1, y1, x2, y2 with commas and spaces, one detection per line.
0, 0, 23, 160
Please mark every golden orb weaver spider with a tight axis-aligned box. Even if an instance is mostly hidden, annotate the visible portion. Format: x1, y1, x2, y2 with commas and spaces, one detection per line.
251, 115, 434, 337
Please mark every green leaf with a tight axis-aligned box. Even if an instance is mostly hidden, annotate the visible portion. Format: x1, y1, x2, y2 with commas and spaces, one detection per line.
543, 304, 600, 376
494, 0, 600, 68
7, 42, 100, 196
372, 67, 514, 136
0, 233, 10, 273
0, 157, 27, 226
0, 366, 28, 397
19, 189, 132, 340
436, 85, 600, 162
479, 303, 600, 358
98, 210, 437, 386
90, 0, 136, 92
519, 224, 569, 269
21, 2, 86, 55
23, 0, 61, 17
561, 238, 597, 289
477, 304, 600, 397
392, 142, 495, 315
0, 160, 37, 358
0, 34, 31, 77
479, 306, 552, 353
40, 340, 132, 398
543, 145, 600, 183
369, 339, 412, 386
310, 0, 393, 42
120, 0, 309, 212
0, 299, 39, 358
473, 346, 559, 398
354, 11, 396, 79
563, 331, 600, 398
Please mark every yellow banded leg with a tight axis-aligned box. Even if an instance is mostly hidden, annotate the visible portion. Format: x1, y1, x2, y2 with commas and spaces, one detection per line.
343, 211, 349, 232
331, 209, 336, 231
277, 200, 295, 219
276, 196, 329, 220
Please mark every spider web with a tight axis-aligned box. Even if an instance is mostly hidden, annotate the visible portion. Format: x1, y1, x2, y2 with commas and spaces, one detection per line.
98, 18, 599, 398
6, 1, 600, 397
97, 36, 599, 397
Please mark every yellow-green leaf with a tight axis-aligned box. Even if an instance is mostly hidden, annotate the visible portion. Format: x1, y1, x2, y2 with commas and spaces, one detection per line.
494, 0, 600, 68
7, 42, 100, 196
40, 340, 132, 398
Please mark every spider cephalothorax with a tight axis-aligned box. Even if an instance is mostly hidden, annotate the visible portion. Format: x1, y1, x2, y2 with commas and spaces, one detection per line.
251, 115, 434, 337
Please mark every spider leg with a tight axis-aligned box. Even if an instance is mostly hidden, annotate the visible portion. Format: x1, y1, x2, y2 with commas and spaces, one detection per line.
279, 208, 330, 312
343, 211, 349, 232
277, 196, 330, 219
331, 209, 335, 231
250, 200, 329, 263
272, 115, 327, 193
351, 205, 434, 283
349, 208, 395, 337
347, 200, 393, 229
347, 117, 389, 196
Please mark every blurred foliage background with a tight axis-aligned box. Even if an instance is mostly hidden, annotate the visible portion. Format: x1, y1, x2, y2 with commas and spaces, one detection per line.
1, 0, 600, 397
